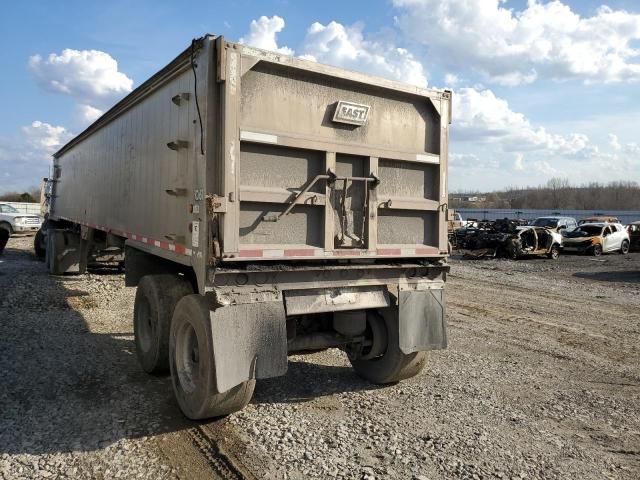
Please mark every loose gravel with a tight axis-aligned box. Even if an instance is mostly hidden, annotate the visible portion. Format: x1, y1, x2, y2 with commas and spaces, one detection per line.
1, 235, 639, 479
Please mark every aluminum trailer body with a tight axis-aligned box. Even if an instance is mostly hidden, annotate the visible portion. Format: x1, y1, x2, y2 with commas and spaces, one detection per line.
47, 35, 451, 418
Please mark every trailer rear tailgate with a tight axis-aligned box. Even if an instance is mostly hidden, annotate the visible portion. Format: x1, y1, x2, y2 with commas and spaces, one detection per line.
217, 43, 450, 261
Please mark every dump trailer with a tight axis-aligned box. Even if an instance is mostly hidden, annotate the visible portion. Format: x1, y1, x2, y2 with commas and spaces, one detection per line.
45, 35, 451, 419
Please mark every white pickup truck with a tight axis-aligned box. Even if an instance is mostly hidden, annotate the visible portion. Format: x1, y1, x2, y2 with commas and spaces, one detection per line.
0, 203, 42, 235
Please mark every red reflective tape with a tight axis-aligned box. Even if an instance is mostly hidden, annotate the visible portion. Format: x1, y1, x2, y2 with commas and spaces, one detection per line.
377, 248, 402, 256
159, 241, 170, 250
284, 248, 316, 257
174, 244, 187, 255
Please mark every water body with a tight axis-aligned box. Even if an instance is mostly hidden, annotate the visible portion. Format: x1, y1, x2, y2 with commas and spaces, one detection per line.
455, 208, 640, 224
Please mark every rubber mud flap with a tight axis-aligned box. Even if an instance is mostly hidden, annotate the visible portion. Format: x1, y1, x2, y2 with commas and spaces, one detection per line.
210, 301, 288, 393
398, 287, 447, 354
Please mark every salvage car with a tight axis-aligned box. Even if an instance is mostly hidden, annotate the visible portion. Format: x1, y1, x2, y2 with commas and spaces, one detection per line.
562, 223, 630, 256
531, 216, 577, 232
0, 203, 42, 235
626, 222, 640, 251
506, 226, 563, 260
457, 219, 562, 260
578, 216, 619, 225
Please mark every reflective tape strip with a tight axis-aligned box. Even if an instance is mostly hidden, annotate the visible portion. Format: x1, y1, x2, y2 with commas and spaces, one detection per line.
377, 248, 401, 256
416, 153, 440, 164
240, 130, 278, 144
53, 216, 192, 257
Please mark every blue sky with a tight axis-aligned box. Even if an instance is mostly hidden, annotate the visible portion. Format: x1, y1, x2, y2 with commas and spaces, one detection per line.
1, 0, 639, 193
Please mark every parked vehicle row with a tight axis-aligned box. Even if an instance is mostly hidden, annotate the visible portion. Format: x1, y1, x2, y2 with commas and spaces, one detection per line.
453, 218, 562, 260
450, 214, 634, 259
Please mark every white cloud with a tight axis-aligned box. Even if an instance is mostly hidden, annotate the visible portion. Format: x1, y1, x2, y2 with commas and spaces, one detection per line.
239, 16, 293, 55
239, 16, 427, 87
453, 87, 595, 158
29, 48, 133, 123
299, 21, 427, 87
513, 153, 525, 171
77, 104, 103, 124
393, 0, 640, 85
0, 121, 73, 193
22, 121, 73, 156
443, 73, 459, 86
608, 133, 622, 151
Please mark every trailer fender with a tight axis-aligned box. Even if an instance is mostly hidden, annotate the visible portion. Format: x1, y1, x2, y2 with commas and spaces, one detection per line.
398, 284, 447, 354
210, 299, 288, 393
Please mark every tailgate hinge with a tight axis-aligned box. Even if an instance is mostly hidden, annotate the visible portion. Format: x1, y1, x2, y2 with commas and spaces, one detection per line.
206, 194, 227, 215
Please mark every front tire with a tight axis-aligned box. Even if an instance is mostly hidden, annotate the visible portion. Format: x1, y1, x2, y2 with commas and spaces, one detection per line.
0, 222, 13, 236
592, 244, 603, 257
349, 310, 428, 384
134, 274, 193, 374
170, 295, 255, 419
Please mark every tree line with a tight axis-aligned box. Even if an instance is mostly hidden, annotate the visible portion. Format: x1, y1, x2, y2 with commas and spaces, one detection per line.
0, 188, 41, 203
450, 178, 640, 210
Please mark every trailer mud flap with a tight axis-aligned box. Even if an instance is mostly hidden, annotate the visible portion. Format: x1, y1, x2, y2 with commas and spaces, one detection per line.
47, 229, 81, 274
398, 285, 447, 354
210, 301, 288, 393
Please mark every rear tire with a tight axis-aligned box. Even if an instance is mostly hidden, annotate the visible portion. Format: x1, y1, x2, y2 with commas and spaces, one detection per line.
134, 274, 193, 374
170, 295, 255, 419
349, 310, 428, 384
620, 240, 629, 255
34, 229, 46, 258
548, 244, 560, 260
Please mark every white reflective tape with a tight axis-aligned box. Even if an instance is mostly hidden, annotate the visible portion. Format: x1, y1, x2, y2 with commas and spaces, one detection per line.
168, 244, 176, 251
185, 248, 193, 256
154, 240, 161, 247
264, 249, 285, 258
401, 248, 416, 256
240, 130, 278, 144
132, 234, 137, 240
416, 154, 440, 164
191, 221, 200, 248
141, 237, 148, 243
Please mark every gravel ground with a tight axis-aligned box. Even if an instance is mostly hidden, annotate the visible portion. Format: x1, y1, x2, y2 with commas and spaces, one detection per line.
1, 235, 639, 479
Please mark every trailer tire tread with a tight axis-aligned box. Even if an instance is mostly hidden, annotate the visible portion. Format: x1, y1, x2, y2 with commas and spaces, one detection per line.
349, 310, 428, 384
170, 295, 255, 419
134, 274, 193, 374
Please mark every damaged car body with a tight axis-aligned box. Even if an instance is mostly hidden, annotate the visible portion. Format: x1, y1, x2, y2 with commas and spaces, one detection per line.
456, 219, 562, 260
563, 223, 630, 256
